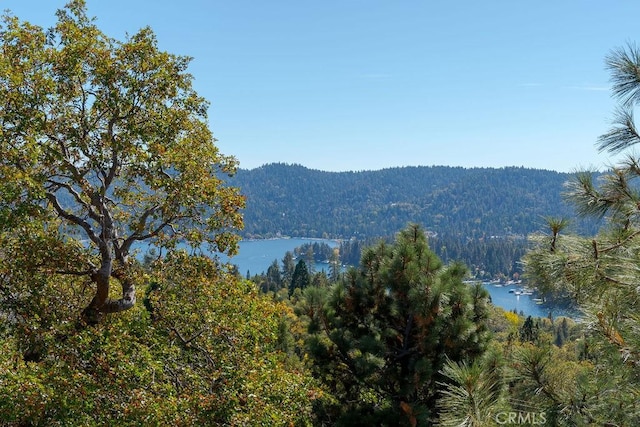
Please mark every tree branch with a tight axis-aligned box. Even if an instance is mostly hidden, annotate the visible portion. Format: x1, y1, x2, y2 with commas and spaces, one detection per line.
122, 214, 186, 254
46, 178, 102, 222
599, 229, 640, 254
171, 326, 206, 346
169, 325, 216, 368
120, 204, 161, 253
44, 134, 93, 191
45, 192, 102, 249
104, 118, 119, 190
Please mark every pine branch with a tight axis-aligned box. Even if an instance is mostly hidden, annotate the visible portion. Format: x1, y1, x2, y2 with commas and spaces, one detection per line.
606, 43, 640, 108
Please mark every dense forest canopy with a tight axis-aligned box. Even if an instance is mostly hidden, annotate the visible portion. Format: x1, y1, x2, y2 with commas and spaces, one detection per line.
230, 163, 601, 240
231, 164, 600, 279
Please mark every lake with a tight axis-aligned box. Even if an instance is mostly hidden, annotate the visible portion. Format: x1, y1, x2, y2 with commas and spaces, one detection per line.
225, 238, 578, 319
479, 281, 578, 319
224, 237, 340, 276
137, 237, 577, 319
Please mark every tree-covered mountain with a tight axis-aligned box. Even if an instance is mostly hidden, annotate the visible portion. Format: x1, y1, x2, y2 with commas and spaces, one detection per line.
230, 163, 600, 239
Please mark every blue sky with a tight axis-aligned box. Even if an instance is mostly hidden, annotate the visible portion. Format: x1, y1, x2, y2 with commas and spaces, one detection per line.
2, 1, 639, 172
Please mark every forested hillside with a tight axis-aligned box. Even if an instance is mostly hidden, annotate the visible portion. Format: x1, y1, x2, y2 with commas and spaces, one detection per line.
231, 163, 600, 239
4, 2, 640, 425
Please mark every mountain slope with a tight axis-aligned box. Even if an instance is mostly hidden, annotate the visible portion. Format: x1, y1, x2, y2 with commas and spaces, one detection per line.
229, 163, 599, 239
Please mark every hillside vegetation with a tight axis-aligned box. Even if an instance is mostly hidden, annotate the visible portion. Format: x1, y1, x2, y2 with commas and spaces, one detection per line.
3, 2, 639, 425
231, 163, 600, 239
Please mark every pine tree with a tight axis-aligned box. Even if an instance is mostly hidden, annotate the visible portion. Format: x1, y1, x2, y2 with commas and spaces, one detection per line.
437, 352, 505, 427
302, 223, 491, 425
265, 259, 282, 292
281, 251, 296, 287
523, 42, 640, 424
289, 259, 310, 297
520, 316, 539, 343
329, 247, 341, 283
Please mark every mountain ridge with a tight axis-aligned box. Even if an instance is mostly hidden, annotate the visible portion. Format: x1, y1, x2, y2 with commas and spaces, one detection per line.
228, 162, 600, 239
240, 162, 573, 174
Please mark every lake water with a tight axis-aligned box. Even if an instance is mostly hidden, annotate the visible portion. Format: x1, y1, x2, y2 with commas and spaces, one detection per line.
479, 282, 577, 319
224, 237, 340, 276
137, 237, 577, 319
227, 238, 579, 319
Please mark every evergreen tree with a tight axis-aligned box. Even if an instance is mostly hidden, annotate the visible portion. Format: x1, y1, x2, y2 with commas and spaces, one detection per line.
519, 316, 539, 343
281, 251, 296, 287
311, 270, 330, 288
329, 247, 341, 283
289, 259, 310, 297
305, 246, 315, 274
554, 323, 566, 348
437, 352, 505, 427
302, 224, 491, 425
265, 259, 282, 292
523, 42, 640, 424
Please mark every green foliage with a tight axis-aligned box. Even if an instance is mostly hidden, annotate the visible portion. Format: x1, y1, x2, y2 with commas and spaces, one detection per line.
437, 353, 505, 427
0, 220, 92, 362
299, 224, 491, 425
232, 163, 600, 240
290, 259, 311, 297
505, 342, 593, 425
430, 234, 530, 280
0, 252, 317, 425
282, 250, 296, 285
0, 0, 244, 321
521, 42, 640, 425
519, 316, 540, 344
450, 307, 596, 425
293, 242, 335, 263
147, 252, 317, 425
339, 234, 530, 280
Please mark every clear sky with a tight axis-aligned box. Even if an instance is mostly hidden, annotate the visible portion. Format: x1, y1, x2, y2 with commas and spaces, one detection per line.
2, 1, 639, 172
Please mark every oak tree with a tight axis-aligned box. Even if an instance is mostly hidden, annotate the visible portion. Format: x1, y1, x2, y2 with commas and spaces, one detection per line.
0, 253, 318, 425
0, 1, 244, 323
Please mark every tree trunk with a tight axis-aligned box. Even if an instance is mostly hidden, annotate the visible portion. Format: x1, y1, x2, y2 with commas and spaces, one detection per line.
81, 258, 136, 324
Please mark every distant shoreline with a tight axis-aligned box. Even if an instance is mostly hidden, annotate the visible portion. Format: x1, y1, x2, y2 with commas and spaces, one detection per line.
240, 236, 343, 244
